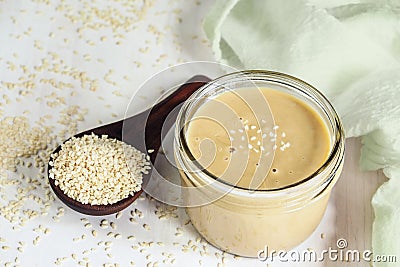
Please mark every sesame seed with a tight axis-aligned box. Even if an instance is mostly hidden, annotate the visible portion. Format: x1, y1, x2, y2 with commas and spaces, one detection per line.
49, 134, 150, 205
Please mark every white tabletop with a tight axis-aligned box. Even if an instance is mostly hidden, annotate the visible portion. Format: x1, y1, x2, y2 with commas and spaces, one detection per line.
0, 1, 385, 266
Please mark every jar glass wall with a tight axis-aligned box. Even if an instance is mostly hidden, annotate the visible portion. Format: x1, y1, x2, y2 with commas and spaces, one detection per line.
174, 70, 345, 257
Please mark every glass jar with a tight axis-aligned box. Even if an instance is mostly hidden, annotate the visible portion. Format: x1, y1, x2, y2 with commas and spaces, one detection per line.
174, 70, 345, 257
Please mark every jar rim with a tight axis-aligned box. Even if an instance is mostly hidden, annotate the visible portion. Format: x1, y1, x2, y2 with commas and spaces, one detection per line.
175, 70, 345, 199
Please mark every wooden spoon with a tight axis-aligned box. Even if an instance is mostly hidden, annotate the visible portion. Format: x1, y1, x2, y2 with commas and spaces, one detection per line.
47, 75, 210, 216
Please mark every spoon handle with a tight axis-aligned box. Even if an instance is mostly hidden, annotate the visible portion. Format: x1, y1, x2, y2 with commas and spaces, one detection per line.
82, 75, 210, 162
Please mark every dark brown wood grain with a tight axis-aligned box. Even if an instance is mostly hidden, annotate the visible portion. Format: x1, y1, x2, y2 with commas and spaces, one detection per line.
48, 75, 210, 216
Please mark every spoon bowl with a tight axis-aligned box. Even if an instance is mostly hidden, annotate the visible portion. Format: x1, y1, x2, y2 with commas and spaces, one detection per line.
47, 76, 210, 215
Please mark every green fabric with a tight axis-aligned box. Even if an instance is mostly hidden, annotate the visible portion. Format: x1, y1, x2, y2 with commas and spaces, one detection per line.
204, 1, 400, 265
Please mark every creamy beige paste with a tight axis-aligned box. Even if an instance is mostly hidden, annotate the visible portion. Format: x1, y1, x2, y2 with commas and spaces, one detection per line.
185, 88, 331, 189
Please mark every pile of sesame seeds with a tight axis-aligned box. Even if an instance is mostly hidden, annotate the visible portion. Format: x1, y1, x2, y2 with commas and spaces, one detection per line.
0, 116, 52, 172
0, 116, 56, 227
49, 134, 151, 205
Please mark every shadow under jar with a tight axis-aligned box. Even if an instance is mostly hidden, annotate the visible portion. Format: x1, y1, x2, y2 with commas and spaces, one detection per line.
174, 70, 345, 257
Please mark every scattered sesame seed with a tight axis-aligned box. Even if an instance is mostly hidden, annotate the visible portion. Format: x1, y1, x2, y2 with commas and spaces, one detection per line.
0, 2, 244, 265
